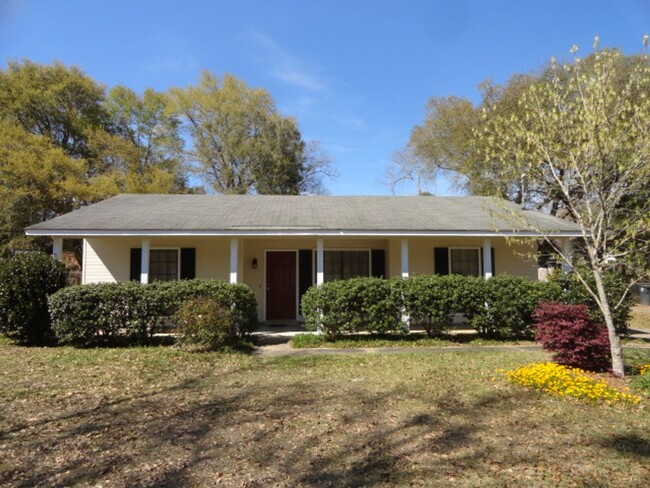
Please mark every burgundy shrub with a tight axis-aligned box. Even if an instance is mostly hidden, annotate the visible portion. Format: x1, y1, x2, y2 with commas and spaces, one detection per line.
533, 302, 611, 372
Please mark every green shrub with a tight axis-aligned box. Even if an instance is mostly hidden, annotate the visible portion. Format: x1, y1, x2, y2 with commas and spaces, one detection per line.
470, 276, 562, 339
148, 279, 258, 337
48, 282, 159, 346
548, 269, 632, 334
360, 277, 404, 333
0, 252, 68, 344
403, 274, 482, 337
441, 274, 486, 325
49, 279, 258, 347
302, 274, 548, 339
299, 271, 630, 341
301, 277, 404, 338
301, 281, 353, 337
174, 297, 235, 350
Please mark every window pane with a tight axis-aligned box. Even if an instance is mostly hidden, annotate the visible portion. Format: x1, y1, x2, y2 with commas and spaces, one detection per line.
342, 251, 369, 279
323, 250, 369, 281
150, 249, 179, 282
450, 249, 479, 277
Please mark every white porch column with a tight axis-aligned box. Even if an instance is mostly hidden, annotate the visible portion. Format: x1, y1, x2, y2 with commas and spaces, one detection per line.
400, 239, 410, 331
140, 239, 150, 284
52, 237, 63, 260
316, 238, 324, 285
482, 238, 493, 279
561, 238, 573, 273
230, 238, 239, 284
401, 239, 409, 278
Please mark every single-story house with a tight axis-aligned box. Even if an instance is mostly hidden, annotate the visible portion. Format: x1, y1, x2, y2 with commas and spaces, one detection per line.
25, 194, 581, 323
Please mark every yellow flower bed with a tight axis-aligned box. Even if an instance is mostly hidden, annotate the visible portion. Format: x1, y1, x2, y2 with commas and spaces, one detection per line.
640, 364, 650, 376
503, 363, 641, 405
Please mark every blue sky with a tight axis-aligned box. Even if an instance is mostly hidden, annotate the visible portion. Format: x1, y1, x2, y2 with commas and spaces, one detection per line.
1, 0, 649, 195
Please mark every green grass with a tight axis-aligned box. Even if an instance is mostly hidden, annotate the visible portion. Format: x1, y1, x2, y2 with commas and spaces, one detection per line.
290, 332, 536, 349
630, 305, 650, 332
1, 340, 649, 487
625, 348, 650, 372
289, 305, 650, 350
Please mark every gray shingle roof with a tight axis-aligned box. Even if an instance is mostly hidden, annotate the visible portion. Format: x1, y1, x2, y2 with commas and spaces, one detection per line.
25, 194, 581, 236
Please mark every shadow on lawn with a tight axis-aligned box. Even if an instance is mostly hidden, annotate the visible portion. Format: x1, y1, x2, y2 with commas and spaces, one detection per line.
0, 363, 259, 487
2, 356, 648, 487
600, 434, 650, 458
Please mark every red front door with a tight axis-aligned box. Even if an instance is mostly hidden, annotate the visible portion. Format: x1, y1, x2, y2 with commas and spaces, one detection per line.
266, 251, 297, 320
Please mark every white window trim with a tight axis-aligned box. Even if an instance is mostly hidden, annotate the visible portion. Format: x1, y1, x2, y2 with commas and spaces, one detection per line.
311, 248, 373, 283
149, 247, 181, 281
448, 247, 482, 277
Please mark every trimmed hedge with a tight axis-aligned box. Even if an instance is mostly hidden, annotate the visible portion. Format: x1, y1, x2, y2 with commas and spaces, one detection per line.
403, 274, 483, 336
48, 282, 158, 346
301, 277, 404, 338
0, 252, 69, 345
49, 279, 258, 347
301, 272, 631, 339
470, 275, 563, 339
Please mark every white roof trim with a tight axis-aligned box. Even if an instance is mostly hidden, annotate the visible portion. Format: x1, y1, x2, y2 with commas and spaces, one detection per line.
25, 229, 584, 238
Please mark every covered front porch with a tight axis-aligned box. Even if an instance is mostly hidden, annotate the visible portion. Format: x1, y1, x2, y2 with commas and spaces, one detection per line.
48, 234, 562, 323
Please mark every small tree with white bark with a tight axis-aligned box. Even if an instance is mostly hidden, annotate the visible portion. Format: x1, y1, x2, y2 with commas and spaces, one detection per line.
479, 37, 650, 377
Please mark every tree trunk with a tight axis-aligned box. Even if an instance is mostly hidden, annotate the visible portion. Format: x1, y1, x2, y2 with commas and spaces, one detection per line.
593, 270, 625, 377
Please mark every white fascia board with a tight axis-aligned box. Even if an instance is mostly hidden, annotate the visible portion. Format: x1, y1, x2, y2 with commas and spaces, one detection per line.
25, 229, 584, 238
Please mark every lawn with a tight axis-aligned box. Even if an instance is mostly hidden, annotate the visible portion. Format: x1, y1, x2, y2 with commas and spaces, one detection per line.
631, 305, 650, 332
290, 332, 537, 349
1, 339, 649, 487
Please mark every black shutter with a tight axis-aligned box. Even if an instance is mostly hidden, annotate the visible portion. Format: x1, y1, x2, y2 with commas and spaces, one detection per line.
434, 247, 449, 275
130, 248, 142, 281
180, 248, 196, 279
298, 250, 313, 312
371, 249, 386, 278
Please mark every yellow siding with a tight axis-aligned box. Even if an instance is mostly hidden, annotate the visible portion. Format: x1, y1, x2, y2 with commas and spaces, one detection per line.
388, 236, 537, 279
84, 237, 231, 284
84, 237, 137, 283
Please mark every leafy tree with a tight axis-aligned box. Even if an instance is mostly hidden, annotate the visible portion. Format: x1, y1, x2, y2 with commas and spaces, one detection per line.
0, 61, 194, 254
396, 50, 650, 218
0, 122, 90, 253
478, 40, 650, 376
0, 61, 332, 256
105, 86, 188, 192
169, 71, 333, 194
0, 60, 108, 171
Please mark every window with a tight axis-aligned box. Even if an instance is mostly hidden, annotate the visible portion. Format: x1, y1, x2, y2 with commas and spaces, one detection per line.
322, 250, 370, 281
149, 249, 179, 282
450, 248, 480, 277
